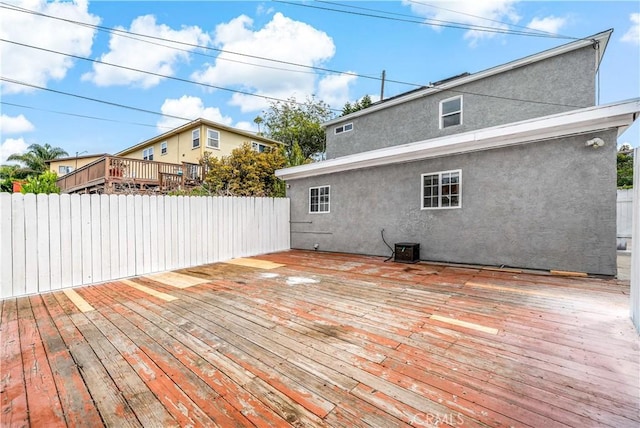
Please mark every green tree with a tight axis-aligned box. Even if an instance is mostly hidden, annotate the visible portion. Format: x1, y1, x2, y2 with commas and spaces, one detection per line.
20, 171, 61, 194
7, 143, 68, 177
617, 149, 633, 189
201, 143, 286, 197
259, 96, 334, 159
341, 94, 373, 116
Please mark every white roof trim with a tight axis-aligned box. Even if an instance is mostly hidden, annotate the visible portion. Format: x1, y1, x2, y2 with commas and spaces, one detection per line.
276, 98, 640, 181
324, 30, 612, 127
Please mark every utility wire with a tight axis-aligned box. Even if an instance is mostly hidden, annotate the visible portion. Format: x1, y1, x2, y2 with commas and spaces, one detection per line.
275, 0, 578, 39
316, 0, 575, 39
0, 1, 422, 89
0, 101, 174, 129
0, 77, 193, 122
0, 39, 345, 112
1, 39, 588, 111
406, 0, 576, 39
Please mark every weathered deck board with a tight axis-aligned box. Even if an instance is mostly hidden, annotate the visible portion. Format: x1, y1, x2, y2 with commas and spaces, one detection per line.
1, 250, 638, 427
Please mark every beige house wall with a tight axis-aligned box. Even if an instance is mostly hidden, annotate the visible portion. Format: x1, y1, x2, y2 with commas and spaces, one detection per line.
119, 122, 278, 165
48, 156, 104, 176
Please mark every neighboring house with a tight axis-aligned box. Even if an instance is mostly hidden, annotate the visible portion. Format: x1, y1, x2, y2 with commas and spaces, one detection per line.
47, 154, 108, 177
115, 118, 283, 163
276, 29, 640, 276
56, 119, 283, 194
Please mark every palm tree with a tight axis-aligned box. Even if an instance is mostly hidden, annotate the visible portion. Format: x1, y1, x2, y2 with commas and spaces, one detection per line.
7, 143, 68, 176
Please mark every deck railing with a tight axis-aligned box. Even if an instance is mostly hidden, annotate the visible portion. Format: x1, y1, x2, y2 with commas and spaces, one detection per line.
56, 156, 205, 193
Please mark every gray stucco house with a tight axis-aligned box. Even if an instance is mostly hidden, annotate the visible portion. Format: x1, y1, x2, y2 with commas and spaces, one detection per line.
276, 29, 640, 276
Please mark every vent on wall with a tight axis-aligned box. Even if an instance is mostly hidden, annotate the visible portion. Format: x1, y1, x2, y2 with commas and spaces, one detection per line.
394, 243, 420, 263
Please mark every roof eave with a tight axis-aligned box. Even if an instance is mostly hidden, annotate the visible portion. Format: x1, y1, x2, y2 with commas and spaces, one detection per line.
277, 98, 639, 181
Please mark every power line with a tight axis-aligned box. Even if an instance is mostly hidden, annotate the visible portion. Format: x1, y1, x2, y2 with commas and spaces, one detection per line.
406, 0, 575, 39
1, 39, 346, 112
0, 77, 193, 122
275, 0, 578, 39
0, 1, 422, 89
0, 101, 173, 129
1, 39, 588, 112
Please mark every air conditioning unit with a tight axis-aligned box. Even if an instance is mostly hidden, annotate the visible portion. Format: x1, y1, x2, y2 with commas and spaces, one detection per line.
394, 243, 420, 263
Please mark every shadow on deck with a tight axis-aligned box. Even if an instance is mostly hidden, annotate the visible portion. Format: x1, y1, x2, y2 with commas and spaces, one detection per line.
1, 250, 638, 427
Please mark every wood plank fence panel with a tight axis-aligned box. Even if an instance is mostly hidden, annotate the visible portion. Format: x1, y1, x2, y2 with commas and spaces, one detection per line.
24, 194, 38, 295
10, 194, 26, 297
0, 194, 12, 298
0, 195, 290, 299
48, 194, 62, 291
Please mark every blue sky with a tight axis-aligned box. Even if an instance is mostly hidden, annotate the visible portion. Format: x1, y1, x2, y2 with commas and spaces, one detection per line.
1, 0, 639, 164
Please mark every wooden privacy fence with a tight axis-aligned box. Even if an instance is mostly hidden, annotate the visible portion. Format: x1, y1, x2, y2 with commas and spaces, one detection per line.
617, 188, 633, 247
0, 194, 290, 299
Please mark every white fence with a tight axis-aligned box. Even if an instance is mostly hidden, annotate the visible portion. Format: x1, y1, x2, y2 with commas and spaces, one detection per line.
618, 188, 633, 248
0, 194, 290, 299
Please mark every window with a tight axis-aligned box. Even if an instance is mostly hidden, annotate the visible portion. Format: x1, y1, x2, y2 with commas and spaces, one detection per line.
440, 96, 462, 129
192, 129, 200, 148
252, 141, 268, 153
334, 123, 353, 134
206, 129, 219, 149
309, 185, 330, 213
421, 170, 461, 209
58, 165, 73, 174
161, 141, 168, 155
143, 147, 154, 161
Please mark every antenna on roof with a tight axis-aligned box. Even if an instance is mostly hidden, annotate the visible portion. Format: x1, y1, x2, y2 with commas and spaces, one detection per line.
380, 70, 386, 101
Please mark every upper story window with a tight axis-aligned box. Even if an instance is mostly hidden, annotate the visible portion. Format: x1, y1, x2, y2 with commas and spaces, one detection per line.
206, 129, 220, 149
192, 129, 200, 148
440, 96, 462, 129
334, 123, 353, 135
252, 141, 268, 153
309, 185, 330, 213
421, 170, 461, 209
160, 141, 168, 155
58, 165, 73, 175
143, 147, 154, 161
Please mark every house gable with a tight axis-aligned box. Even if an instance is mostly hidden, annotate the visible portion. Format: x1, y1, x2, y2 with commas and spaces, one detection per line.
326, 30, 611, 159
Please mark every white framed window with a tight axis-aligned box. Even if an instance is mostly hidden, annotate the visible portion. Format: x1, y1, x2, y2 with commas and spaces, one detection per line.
421, 170, 461, 209
192, 129, 200, 148
206, 129, 219, 149
440, 96, 462, 129
58, 165, 73, 174
334, 123, 353, 135
309, 185, 330, 213
160, 141, 168, 155
143, 147, 154, 161
252, 141, 268, 153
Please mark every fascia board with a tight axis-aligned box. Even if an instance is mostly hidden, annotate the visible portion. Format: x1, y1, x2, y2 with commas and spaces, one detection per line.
277, 98, 639, 180
324, 30, 613, 128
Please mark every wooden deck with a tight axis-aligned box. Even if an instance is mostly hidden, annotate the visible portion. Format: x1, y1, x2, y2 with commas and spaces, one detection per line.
1, 250, 638, 427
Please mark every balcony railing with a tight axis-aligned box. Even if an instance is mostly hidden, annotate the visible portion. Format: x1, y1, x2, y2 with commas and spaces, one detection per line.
56, 156, 205, 194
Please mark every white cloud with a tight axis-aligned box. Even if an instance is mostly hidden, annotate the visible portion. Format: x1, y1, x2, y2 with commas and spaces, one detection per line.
404, 0, 520, 46
527, 16, 566, 34
234, 121, 258, 133
0, 138, 29, 164
316, 73, 358, 110
0, 0, 100, 94
191, 13, 336, 112
83, 15, 211, 88
157, 95, 234, 131
0, 114, 35, 134
621, 13, 640, 45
